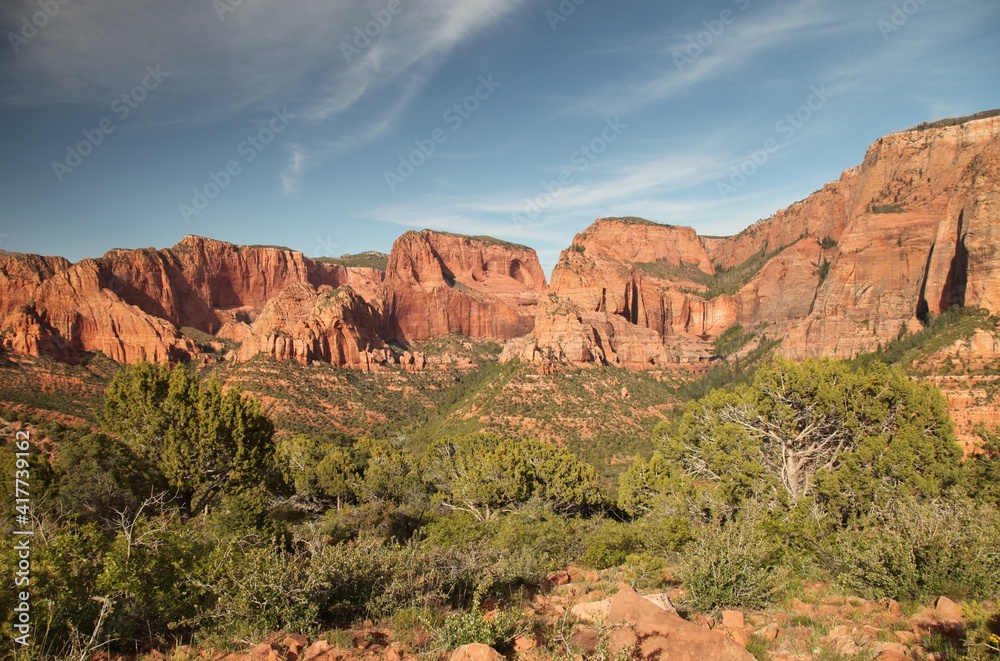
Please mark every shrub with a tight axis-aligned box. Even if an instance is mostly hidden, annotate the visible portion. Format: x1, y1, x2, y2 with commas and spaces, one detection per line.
964, 603, 1000, 660
197, 542, 319, 640
677, 513, 787, 612
100, 363, 275, 519
422, 434, 605, 521
431, 608, 524, 651
95, 515, 207, 647
963, 428, 1000, 506
275, 433, 359, 508
828, 497, 1000, 601
582, 519, 645, 569
320, 501, 424, 543
0, 522, 109, 656
634, 512, 694, 554
50, 432, 147, 527
659, 359, 962, 518
622, 552, 669, 591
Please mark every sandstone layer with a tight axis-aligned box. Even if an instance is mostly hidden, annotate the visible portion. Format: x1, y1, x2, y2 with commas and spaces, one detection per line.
382, 230, 547, 343
2, 114, 998, 376
508, 114, 1000, 370
0, 232, 547, 369
230, 283, 391, 371
783, 115, 1000, 359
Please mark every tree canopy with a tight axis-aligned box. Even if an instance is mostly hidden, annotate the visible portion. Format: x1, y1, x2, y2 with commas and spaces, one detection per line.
620, 359, 962, 519
422, 433, 605, 521
101, 363, 275, 517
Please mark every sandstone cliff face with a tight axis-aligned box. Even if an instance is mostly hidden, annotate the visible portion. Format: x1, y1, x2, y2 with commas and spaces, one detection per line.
97, 236, 383, 333
381, 230, 547, 343
506, 219, 723, 370
782, 115, 1000, 359
0, 253, 70, 318
3, 115, 997, 373
513, 115, 1000, 370
505, 218, 830, 370
0, 231, 546, 369
6, 258, 198, 363
233, 283, 391, 370
0, 237, 385, 366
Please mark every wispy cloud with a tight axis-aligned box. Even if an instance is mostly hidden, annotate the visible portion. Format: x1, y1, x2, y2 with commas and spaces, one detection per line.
0, 0, 528, 193
364, 147, 734, 246
562, 0, 865, 117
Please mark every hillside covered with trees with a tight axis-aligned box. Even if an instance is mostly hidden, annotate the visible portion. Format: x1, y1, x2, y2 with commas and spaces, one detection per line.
2, 356, 999, 660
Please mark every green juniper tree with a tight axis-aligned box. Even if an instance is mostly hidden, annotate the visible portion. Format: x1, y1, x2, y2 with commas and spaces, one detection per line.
101, 363, 275, 519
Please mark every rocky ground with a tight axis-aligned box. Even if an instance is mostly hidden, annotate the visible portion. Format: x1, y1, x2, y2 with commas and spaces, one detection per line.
101, 567, 996, 661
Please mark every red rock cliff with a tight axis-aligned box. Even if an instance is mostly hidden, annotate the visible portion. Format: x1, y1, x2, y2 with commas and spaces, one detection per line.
510, 114, 1000, 369
0, 238, 384, 365
783, 114, 1000, 358
381, 230, 547, 343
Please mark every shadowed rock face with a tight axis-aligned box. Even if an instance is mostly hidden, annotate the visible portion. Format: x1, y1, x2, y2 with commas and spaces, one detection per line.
380, 230, 547, 343
506, 114, 1000, 370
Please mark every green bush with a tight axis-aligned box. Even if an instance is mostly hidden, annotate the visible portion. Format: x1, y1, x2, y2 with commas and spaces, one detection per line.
581, 519, 645, 569
657, 359, 961, 519
622, 552, 669, 591
198, 542, 319, 640
320, 501, 425, 543
305, 533, 547, 624
634, 512, 694, 554
829, 497, 1000, 601
677, 514, 787, 612
963, 603, 1000, 660
209, 486, 280, 538
50, 432, 147, 527
432, 608, 523, 651
490, 506, 590, 571
100, 363, 275, 519
95, 516, 207, 647
422, 434, 605, 521
0, 522, 108, 657
963, 428, 1000, 506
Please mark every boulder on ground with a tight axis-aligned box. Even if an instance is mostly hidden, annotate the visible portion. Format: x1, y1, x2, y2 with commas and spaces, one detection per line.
606, 590, 755, 660
934, 596, 964, 622
448, 643, 503, 661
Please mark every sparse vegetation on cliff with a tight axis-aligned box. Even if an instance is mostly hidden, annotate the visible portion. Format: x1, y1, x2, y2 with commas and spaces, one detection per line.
870, 202, 907, 214
635, 245, 790, 300
907, 108, 1000, 132
315, 251, 390, 270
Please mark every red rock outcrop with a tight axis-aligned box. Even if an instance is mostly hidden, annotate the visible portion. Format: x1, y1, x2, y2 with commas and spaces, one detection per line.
6, 258, 198, 363
606, 590, 754, 660
0, 253, 71, 318
381, 230, 546, 343
3, 113, 997, 374
505, 217, 803, 370
782, 115, 1000, 359
504, 218, 726, 370
0, 231, 547, 369
0, 237, 385, 366
96, 236, 384, 333
233, 283, 392, 370
511, 113, 1000, 370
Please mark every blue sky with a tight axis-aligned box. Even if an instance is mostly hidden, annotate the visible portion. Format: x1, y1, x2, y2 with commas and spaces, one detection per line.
0, 0, 997, 274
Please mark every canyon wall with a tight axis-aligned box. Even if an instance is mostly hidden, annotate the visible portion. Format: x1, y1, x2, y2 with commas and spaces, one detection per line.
506, 114, 999, 369
2, 113, 997, 374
